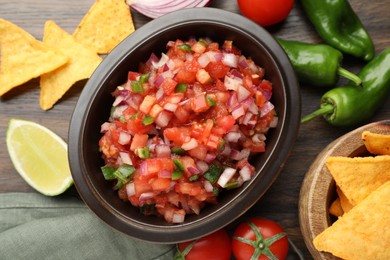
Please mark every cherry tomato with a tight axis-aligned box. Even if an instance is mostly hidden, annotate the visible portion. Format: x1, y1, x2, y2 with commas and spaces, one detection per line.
237, 0, 294, 27
175, 229, 232, 260
232, 218, 289, 260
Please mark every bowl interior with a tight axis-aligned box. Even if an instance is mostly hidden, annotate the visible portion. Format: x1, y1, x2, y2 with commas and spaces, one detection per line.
69, 8, 300, 243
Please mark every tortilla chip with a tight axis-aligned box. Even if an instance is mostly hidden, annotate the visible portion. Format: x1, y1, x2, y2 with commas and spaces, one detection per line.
0, 19, 68, 96
40, 20, 102, 110
362, 131, 390, 155
314, 181, 390, 260
325, 155, 390, 206
335, 186, 353, 214
329, 197, 344, 217
73, 0, 135, 54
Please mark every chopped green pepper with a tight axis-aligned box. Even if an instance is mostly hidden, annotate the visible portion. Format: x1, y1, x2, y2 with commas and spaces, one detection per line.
177, 44, 192, 53
173, 159, 184, 171
171, 147, 185, 155
175, 83, 187, 93
302, 47, 390, 127
172, 169, 183, 180
300, 0, 375, 61
137, 147, 150, 159
189, 174, 199, 182
277, 38, 361, 87
142, 115, 154, 125
131, 81, 143, 93
203, 164, 222, 184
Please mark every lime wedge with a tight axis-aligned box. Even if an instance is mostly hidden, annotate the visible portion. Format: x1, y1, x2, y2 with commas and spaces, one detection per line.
6, 118, 73, 196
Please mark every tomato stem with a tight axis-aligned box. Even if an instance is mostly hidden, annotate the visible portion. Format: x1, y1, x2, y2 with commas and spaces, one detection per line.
173, 240, 196, 260
233, 222, 287, 260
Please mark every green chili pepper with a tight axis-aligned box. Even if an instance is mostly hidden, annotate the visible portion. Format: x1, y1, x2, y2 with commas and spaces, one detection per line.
277, 38, 361, 87
301, 47, 390, 127
300, 0, 375, 61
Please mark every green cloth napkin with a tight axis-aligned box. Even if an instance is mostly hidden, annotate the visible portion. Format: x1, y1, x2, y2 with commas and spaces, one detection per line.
0, 192, 175, 260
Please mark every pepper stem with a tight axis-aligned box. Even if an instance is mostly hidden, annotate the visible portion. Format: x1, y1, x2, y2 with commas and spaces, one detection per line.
338, 67, 362, 86
301, 104, 334, 124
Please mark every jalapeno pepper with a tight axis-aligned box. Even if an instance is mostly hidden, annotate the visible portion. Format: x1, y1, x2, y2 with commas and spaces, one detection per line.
301, 47, 390, 127
277, 38, 362, 87
300, 0, 375, 61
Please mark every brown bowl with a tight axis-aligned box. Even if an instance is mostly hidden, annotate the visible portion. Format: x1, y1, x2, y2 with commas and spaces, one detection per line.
299, 120, 390, 259
68, 8, 300, 243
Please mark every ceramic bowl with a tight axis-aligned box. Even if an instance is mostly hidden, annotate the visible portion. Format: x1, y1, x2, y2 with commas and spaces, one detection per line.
68, 7, 300, 243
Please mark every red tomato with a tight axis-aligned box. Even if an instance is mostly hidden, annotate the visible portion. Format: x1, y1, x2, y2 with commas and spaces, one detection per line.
232, 218, 289, 260
176, 229, 232, 260
237, 0, 294, 27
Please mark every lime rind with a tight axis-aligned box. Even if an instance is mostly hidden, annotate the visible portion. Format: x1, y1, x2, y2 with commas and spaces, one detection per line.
6, 118, 73, 196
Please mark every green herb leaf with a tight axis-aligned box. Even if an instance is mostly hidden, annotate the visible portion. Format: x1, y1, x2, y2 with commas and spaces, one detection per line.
175, 83, 187, 93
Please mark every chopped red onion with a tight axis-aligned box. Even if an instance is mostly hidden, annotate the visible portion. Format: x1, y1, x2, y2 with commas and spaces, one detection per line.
119, 152, 133, 165
252, 133, 266, 143
155, 110, 173, 128
197, 53, 211, 68
260, 101, 274, 117
155, 144, 171, 158
270, 116, 278, 128
126, 182, 136, 197
181, 138, 198, 150
163, 103, 178, 112
231, 104, 246, 119
196, 160, 209, 173
172, 212, 185, 223
187, 166, 200, 175
158, 169, 172, 178
225, 131, 241, 143
203, 181, 214, 193
204, 153, 216, 163
224, 75, 242, 91
237, 85, 251, 102
100, 122, 110, 133
152, 53, 169, 69
139, 192, 155, 201
113, 95, 125, 107
112, 105, 128, 119
118, 131, 131, 145
239, 165, 252, 182
222, 53, 238, 68
217, 167, 236, 188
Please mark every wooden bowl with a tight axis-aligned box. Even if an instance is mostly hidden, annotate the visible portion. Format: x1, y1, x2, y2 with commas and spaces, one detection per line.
299, 120, 390, 259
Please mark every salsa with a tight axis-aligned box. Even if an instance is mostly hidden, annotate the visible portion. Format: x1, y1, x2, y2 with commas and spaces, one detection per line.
99, 38, 277, 223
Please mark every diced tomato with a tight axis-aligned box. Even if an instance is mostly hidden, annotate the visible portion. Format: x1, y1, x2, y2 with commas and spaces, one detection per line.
128, 71, 141, 81
144, 158, 163, 174
130, 133, 148, 151
216, 115, 236, 132
176, 182, 202, 197
196, 69, 212, 84
191, 41, 207, 54
206, 134, 222, 150
139, 95, 157, 114
149, 104, 163, 118
191, 93, 210, 113
161, 78, 178, 95
173, 105, 191, 123
127, 114, 153, 135
188, 144, 208, 161
151, 178, 172, 191
205, 61, 230, 79
260, 79, 273, 91
175, 69, 196, 84
164, 127, 191, 146
134, 178, 152, 194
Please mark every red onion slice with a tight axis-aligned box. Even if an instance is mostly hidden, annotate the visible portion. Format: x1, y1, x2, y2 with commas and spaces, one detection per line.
128, 0, 211, 19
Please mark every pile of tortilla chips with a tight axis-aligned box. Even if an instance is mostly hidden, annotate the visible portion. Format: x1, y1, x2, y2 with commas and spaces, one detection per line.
313, 131, 390, 260
0, 0, 135, 110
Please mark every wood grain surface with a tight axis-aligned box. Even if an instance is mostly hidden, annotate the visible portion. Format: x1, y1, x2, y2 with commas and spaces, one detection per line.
1, 1, 390, 259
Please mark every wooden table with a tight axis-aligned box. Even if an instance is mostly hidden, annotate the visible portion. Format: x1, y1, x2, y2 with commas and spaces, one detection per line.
1, 0, 389, 258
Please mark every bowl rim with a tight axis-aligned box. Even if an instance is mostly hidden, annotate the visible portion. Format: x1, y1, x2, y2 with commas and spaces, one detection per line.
68, 7, 301, 243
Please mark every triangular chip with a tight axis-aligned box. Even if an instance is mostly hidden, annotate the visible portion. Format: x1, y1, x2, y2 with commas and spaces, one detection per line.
336, 186, 353, 213
40, 20, 102, 110
325, 155, 390, 206
313, 181, 390, 260
0, 19, 68, 96
73, 0, 135, 54
362, 131, 390, 155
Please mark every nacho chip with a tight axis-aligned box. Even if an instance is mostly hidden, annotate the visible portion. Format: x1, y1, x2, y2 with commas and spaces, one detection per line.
325, 155, 390, 206
0, 19, 68, 96
40, 20, 102, 110
314, 181, 390, 260
329, 197, 344, 217
73, 0, 135, 54
362, 131, 390, 155
336, 186, 353, 214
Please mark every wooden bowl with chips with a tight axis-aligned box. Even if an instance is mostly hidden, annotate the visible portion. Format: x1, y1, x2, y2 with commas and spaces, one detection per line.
299, 120, 390, 259
68, 8, 300, 243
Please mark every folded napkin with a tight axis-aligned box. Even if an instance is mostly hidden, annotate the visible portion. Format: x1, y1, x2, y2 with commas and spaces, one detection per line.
0, 192, 175, 260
